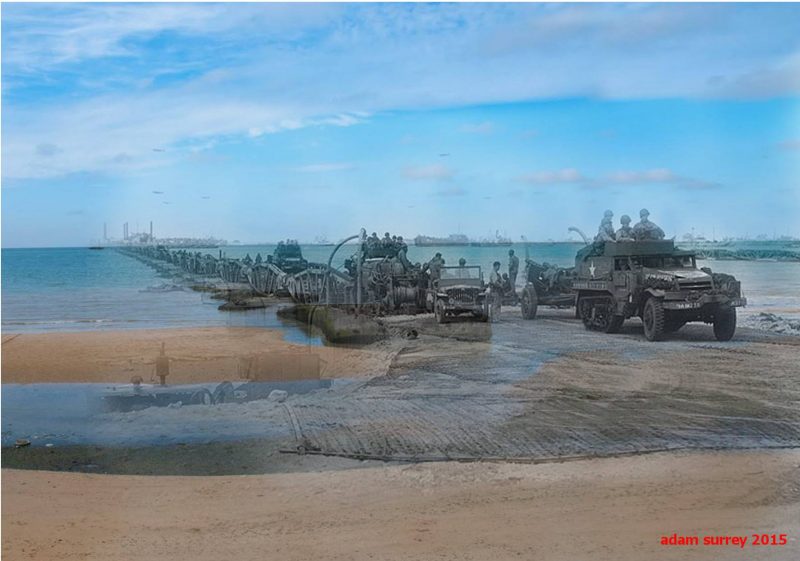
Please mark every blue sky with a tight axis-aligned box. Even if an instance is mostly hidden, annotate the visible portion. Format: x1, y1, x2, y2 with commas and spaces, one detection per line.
2, 2, 799, 247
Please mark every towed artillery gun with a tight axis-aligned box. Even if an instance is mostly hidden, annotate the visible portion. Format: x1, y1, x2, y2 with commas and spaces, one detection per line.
519, 260, 577, 319
572, 239, 746, 341
425, 266, 489, 323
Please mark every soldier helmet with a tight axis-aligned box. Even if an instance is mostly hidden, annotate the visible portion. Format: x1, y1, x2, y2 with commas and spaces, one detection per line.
640, 208, 650, 218
435, 252, 442, 258
459, 258, 466, 266
620, 214, 631, 225
604, 209, 614, 218
493, 261, 501, 268
508, 249, 515, 256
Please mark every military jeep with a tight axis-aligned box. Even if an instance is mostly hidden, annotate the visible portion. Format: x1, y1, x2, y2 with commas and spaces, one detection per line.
572, 240, 746, 341
426, 266, 489, 323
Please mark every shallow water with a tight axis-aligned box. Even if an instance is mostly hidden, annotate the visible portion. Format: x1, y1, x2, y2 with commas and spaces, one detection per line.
1, 380, 348, 447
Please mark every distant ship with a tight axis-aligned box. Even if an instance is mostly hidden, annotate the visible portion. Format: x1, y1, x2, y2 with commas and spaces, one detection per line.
312, 236, 336, 246
469, 231, 513, 247
414, 234, 470, 247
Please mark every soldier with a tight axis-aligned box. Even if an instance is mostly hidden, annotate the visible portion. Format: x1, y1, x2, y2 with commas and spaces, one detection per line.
633, 208, 665, 241
425, 252, 444, 281
367, 232, 379, 249
456, 257, 468, 278
397, 235, 408, 253
488, 261, 503, 320
616, 215, 634, 241
382, 232, 393, 247
595, 209, 616, 242
397, 236, 412, 270
507, 249, 519, 293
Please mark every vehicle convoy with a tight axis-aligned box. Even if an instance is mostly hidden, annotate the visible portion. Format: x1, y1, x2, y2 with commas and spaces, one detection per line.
572, 239, 746, 341
520, 259, 577, 319
426, 266, 489, 323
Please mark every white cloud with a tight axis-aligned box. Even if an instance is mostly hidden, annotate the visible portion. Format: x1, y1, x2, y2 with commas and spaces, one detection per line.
518, 168, 719, 189
402, 164, 455, 181
4, 3, 799, 180
519, 168, 585, 185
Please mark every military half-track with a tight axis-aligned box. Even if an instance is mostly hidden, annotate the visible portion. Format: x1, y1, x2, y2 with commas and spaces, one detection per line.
425, 266, 489, 323
572, 240, 746, 341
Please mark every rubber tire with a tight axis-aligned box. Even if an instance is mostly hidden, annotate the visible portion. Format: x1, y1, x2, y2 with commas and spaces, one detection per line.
212, 381, 234, 404
521, 286, 538, 320
642, 297, 665, 342
713, 306, 737, 341
434, 299, 447, 324
190, 388, 213, 405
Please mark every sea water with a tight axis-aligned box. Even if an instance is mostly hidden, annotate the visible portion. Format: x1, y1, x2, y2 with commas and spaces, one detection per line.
2, 242, 800, 333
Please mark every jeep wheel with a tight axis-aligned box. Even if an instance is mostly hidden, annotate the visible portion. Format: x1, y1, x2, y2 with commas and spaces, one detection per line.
642, 297, 665, 341
434, 299, 447, 324
713, 306, 736, 341
521, 286, 538, 320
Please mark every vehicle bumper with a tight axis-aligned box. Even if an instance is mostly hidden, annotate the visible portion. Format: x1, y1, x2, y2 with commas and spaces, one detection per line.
662, 295, 746, 310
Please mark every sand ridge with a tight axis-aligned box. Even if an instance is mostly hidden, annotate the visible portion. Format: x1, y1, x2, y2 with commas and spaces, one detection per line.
1, 327, 401, 384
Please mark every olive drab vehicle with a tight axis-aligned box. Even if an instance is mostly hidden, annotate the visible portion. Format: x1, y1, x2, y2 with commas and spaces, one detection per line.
519, 260, 577, 320
572, 240, 746, 341
426, 266, 489, 323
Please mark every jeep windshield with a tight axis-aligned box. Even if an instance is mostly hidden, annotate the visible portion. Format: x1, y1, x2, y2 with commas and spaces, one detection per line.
440, 266, 482, 280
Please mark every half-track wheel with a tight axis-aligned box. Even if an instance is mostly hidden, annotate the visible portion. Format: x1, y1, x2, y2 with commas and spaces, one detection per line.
642, 297, 666, 341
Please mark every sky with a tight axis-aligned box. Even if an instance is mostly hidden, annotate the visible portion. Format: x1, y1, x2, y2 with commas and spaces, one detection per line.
2, 2, 800, 247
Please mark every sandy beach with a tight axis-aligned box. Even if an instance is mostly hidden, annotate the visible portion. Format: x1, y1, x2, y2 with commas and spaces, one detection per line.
3, 316, 799, 561
4, 449, 799, 561
1, 327, 400, 384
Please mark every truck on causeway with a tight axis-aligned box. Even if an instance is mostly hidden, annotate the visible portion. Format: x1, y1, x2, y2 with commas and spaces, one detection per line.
572, 239, 746, 341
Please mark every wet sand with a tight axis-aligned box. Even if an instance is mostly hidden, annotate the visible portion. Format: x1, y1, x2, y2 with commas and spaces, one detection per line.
4, 449, 799, 561
1, 327, 400, 384
3, 312, 799, 560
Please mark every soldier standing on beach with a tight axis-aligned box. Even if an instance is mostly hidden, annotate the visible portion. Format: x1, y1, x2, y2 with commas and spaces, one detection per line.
489, 261, 503, 321
507, 249, 519, 294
